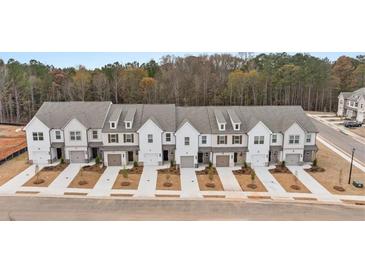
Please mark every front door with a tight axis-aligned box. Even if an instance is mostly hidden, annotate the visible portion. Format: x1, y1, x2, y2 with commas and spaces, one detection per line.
128, 151, 134, 162
234, 152, 238, 163
56, 148, 62, 159
163, 150, 169, 161
92, 148, 98, 159
198, 152, 203, 163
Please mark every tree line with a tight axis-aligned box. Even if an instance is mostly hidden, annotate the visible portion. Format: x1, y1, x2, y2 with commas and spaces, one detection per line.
0, 53, 365, 123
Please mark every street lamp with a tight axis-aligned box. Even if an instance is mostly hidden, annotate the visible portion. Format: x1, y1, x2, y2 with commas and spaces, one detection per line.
348, 148, 355, 185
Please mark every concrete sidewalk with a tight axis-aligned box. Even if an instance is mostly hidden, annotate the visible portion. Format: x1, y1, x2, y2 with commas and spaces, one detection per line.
180, 168, 202, 198
0, 165, 43, 194
254, 167, 288, 196
134, 166, 158, 197
288, 166, 339, 202
88, 166, 121, 197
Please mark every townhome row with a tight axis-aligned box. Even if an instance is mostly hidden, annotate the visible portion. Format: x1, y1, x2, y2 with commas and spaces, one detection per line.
337, 87, 365, 122
24, 102, 318, 168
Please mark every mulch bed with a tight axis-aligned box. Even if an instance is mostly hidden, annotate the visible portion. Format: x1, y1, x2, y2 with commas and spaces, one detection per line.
43, 163, 68, 172
82, 164, 106, 173
232, 167, 253, 175
121, 166, 144, 174
333, 186, 345, 192
269, 165, 291, 174
158, 166, 180, 175
304, 166, 325, 172
196, 167, 218, 175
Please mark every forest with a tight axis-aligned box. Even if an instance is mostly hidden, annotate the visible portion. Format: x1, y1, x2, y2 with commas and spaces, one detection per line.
0, 53, 365, 123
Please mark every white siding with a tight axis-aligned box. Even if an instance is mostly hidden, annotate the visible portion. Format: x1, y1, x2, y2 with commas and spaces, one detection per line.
50, 129, 64, 143
101, 132, 139, 146
246, 121, 272, 165
199, 134, 212, 146
25, 117, 52, 163
137, 119, 163, 164
63, 118, 88, 161
88, 129, 103, 142
175, 122, 199, 165
162, 132, 176, 145
211, 134, 247, 147
283, 123, 305, 162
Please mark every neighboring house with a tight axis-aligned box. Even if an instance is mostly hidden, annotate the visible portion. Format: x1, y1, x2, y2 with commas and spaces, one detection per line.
25, 102, 317, 167
337, 87, 365, 122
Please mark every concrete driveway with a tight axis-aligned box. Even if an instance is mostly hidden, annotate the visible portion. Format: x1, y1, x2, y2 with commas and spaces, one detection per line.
134, 166, 158, 197
254, 167, 287, 195
216, 167, 242, 192
180, 168, 202, 198
88, 166, 121, 197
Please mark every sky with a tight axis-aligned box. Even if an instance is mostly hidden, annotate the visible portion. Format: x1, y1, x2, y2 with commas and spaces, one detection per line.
0, 52, 364, 69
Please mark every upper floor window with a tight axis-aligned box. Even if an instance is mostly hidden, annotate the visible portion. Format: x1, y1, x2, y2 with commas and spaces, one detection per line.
32, 132, 44, 141
125, 122, 131, 129
201, 135, 207, 144
92, 130, 98, 139
165, 133, 171, 142
217, 135, 227, 145
355, 102, 358, 107
148, 134, 153, 143
110, 122, 116, 129
55, 130, 61, 140
272, 134, 277, 143
219, 124, 225, 131
70, 131, 81, 141
108, 133, 119, 143
254, 136, 264, 144
289, 135, 300, 144
234, 124, 240, 130
306, 134, 311, 143
232, 135, 242, 144
124, 133, 134, 143
184, 137, 190, 146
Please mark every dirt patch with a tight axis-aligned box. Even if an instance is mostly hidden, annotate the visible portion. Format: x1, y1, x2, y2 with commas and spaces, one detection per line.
196, 167, 218, 175
247, 195, 271, 199
156, 174, 181, 190
0, 125, 26, 160
64, 192, 88, 196
68, 165, 105, 189
110, 193, 134, 197
43, 163, 68, 172
196, 174, 224, 191
349, 126, 365, 138
124, 166, 144, 174
0, 153, 30, 186
270, 165, 291, 173
112, 173, 141, 189
158, 166, 180, 175
232, 167, 253, 175
271, 172, 311, 193
307, 141, 365, 195
234, 174, 267, 192
23, 170, 61, 187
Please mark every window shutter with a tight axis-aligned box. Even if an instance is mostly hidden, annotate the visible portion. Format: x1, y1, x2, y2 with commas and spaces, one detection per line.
116, 134, 119, 143
131, 134, 134, 143
108, 134, 111, 143
123, 134, 126, 143
217, 136, 219, 144
224, 136, 227, 144
239, 135, 242, 144
231, 136, 234, 144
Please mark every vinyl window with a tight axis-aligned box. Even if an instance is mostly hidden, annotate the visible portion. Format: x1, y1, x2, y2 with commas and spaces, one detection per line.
32, 132, 44, 141
289, 135, 300, 144
55, 130, 61, 140
184, 137, 190, 146
217, 135, 227, 145
123, 133, 134, 143
232, 135, 242, 144
306, 134, 311, 143
254, 136, 264, 144
70, 131, 81, 141
165, 133, 171, 142
92, 130, 98, 139
201, 135, 207, 144
108, 134, 119, 143
148, 134, 153, 143
271, 134, 277, 143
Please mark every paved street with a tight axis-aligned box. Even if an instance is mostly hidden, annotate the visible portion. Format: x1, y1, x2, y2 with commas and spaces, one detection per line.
0, 196, 364, 220
309, 117, 365, 165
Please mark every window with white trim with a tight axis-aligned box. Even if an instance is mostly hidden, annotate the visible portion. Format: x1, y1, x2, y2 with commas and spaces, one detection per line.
254, 136, 264, 144
184, 137, 190, 145
32, 132, 44, 141
92, 130, 98, 139
148, 134, 153, 143
70, 131, 81, 141
232, 135, 242, 144
306, 134, 311, 143
110, 122, 116, 129
217, 135, 227, 144
272, 134, 277, 143
201, 135, 207, 144
125, 122, 131, 129
219, 124, 225, 131
165, 133, 171, 142
289, 135, 300, 144
55, 130, 61, 140
234, 124, 240, 130
123, 133, 133, 143
108, 133, 119, 143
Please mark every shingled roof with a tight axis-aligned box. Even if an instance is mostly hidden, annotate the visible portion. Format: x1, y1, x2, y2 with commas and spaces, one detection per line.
34, 101, 112, 129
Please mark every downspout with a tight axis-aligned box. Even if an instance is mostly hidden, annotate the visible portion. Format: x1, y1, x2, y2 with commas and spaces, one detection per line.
86, 128, 90, 162
48, 128, 53, 164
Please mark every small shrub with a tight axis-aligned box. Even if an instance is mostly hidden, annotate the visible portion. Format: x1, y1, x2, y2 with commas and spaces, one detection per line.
122, 168, 129, 179
243, 161, 248, 169
34, 178, 45, 185
170, 160, 175, 167
247, 183, 257, 189
250, 169, 256, 183
281, 161, 286, 168
208, 167, 214, 182
163, 182, 173, 187
312, 158, 317, 167
133, 161, 138, 168
208, 161, 213, 168
95, 155, 101, 165
290, 185, 300, 190
78, 180, 87, 186
206, 182, 215, 188
60, 157, 65, 164
121, 181, 130, 186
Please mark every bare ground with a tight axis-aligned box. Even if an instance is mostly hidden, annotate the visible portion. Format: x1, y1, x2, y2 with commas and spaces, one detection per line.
0, 153, 30, 186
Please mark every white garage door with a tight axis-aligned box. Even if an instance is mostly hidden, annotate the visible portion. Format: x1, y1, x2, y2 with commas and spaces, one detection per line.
69, 151, 86, 163
286, 154, 300, 166
144, 153, 159, 166
251, 154, 266, 167
32, 151, 49, 164
180, 156, 194, 168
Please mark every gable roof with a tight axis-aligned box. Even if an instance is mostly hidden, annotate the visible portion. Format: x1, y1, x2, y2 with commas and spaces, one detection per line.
338, 92, 353, 99
176, 106, 211, 134
34, 101, 112, 129
140, 104, 176, 132
348, 87, 365, 101
102, 104, 143, 133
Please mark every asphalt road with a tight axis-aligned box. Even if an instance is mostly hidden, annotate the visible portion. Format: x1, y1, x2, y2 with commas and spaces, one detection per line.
0, 196, 364, 221
310, 118, 365, 164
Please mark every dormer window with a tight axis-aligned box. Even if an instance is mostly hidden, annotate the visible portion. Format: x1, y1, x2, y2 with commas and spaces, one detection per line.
125, 122, 131, 129
234, 124, 240, 130
110, 122, 116, 129
219, 124, 225, 131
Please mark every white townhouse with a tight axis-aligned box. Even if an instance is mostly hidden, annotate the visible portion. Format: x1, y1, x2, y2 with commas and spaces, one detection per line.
25, 102, 318, 167
337, 87, 365, 122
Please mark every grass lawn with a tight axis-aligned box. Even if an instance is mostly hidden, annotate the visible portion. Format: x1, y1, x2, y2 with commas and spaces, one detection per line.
23, 163, 68, 187
271, 172, 311, 193
0, 153, 30, 186
68, 164, 105, 189
156, 173, 181, 191
234, 174, 267, 192
307, 141, 365, 195
112, 173, 141, 189
349, 126, 365, 138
